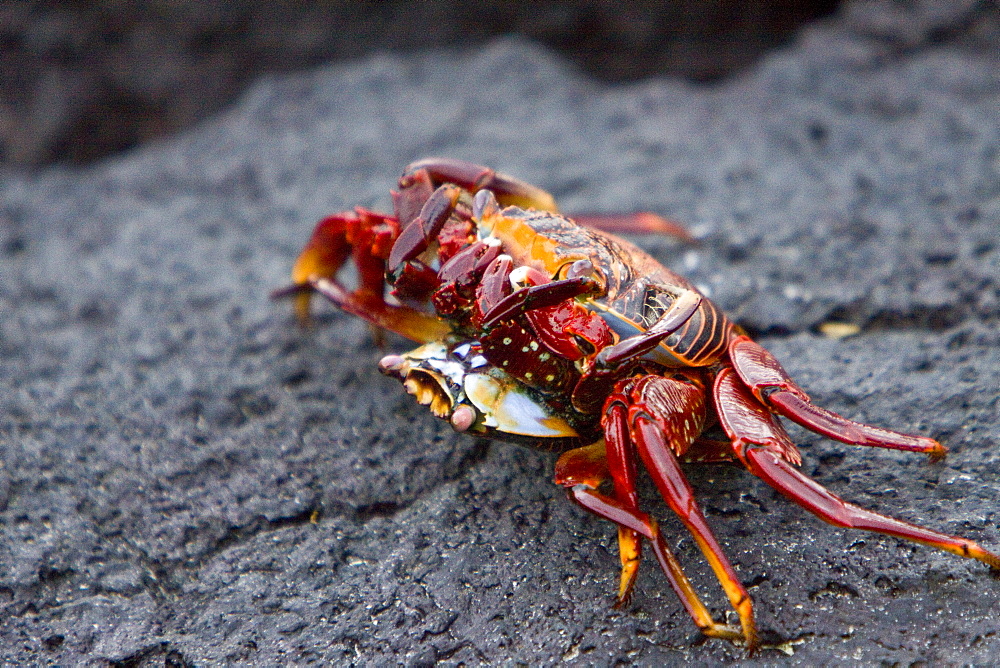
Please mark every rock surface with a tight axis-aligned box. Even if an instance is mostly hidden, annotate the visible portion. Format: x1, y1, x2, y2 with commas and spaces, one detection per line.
1, 1, 998, 664
1, 0, 837, 166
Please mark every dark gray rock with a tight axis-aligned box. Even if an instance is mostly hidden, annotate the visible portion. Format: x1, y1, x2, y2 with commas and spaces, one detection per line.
1, 1, 998, 664
1, 0, 837, 166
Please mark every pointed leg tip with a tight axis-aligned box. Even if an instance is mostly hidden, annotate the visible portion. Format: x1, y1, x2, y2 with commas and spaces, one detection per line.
612, 589, 634, 610
979, 548, 1000, 572
927, 441, 948, 462
639, 213, 697, 242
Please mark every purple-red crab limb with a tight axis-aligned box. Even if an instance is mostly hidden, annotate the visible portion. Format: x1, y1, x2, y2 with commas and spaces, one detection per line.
275, 158, 999, 654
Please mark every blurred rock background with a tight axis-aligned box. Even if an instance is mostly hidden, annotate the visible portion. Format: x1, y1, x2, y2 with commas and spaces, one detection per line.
3, 1, 1000, 663
1, 0, 841, 167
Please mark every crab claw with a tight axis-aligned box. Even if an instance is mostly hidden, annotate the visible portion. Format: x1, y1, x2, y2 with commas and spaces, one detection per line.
380, 343, 583, 444
378, 351, 454, 419
377, 354, 408, 378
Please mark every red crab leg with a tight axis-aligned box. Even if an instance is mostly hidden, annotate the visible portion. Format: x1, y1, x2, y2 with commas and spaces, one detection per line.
624, 383, 759, 652
554, 443, 745, 646
728, 336, 948, 459
305, 278, 450, 344
714, 367, 1000, 571
402, 157, 559, 212
572, 212, 695, 242
603, 399, 644, 605
280, 208, 399, 323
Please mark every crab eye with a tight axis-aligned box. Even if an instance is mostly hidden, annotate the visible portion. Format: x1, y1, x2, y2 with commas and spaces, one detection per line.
565, 259, 594, 279
558, 259, 606, 293
472, 189, 501, 221
509, 265, 550, 290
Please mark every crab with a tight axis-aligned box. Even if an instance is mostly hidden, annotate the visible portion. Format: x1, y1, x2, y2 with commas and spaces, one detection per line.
275, 158, 1000, 652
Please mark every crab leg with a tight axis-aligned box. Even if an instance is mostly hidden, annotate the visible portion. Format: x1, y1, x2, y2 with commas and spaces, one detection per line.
554, 443, 744, 645
571, 487, 746, 644
572, 212, 695, 242
627, 401, 759, 651
714, 367, 1000, 570
403, 157, 559, 212
279, 208, 399, 323
603, 399, 644, 605
481, 275, 602, 327
728, 336, 947, 459
596, 289, 702, 367
305, 278, 449, 344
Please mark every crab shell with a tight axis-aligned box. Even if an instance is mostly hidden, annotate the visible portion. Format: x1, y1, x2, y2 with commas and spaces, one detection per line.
471, 191, 726, 369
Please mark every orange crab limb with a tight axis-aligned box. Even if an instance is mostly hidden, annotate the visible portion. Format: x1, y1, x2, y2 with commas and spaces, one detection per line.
308, 278, 449, 344
746, 447, 1000, 569
554, 443, 744, 645
553, 440, 640, 602
602, 399, 643, 605
629, 406, 759, 652
573, 212, 695, 243
566, 375, 759, 652
566, 485, 744, 644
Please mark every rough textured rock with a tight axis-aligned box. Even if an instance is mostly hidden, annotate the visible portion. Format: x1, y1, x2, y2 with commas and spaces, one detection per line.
1, 1, 998, 664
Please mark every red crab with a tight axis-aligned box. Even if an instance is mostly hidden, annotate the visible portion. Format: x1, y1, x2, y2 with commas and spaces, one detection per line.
275, 158, 999, 652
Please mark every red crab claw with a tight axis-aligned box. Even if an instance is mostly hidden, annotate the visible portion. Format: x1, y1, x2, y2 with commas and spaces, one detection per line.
727, 336, 948, 459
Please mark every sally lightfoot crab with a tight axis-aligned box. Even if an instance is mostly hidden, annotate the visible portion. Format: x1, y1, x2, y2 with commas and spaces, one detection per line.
275, 158, 999, 652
